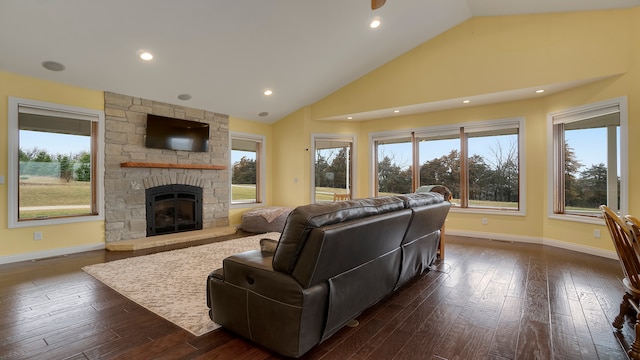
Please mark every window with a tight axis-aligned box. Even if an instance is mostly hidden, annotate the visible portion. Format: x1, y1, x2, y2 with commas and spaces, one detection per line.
230, 133, 264, 204
8, 97, 104, 228
375, 136, 412, 196
371, 118, 524, 213
417, 131, 461, 206
465, 127, 519, 210
549, 97, 628, 220
312, 134, 355, 202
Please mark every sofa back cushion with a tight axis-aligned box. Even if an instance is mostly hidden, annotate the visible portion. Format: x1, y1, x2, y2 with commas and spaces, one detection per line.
272, 196, 405, 274
397, 192, 450, 244
397, 192, 443, 208
292, 209, 412, 288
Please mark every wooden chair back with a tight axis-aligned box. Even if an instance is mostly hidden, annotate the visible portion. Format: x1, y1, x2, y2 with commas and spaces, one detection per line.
333, 193, 350, 201
601, 205, 640, 292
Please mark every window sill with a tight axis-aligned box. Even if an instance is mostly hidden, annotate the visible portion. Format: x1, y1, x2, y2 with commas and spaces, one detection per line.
450, 207, 525, 217
9, 213, 104, 229
548, 213, 604, 225
230, 202, 263, 210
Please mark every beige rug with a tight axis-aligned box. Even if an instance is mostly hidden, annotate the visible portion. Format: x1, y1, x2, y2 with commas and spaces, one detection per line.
82, 232, 281, 336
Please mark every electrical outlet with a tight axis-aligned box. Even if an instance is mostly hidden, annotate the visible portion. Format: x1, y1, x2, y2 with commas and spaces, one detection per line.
482, 218, 488, 225
593, 229, 601, 238
33, 231, 43, 240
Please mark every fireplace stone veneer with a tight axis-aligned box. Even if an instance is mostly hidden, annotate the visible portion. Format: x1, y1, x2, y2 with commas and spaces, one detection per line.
103, 92, 229, 243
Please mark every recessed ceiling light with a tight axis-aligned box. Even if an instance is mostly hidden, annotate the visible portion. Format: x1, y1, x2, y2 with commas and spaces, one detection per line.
138, 51, 153, 61
370, 18, 381, 29
259, 112, 269, 117
263, 89, 273, 96
393, 110, 400, 113
42, 61, 65, 72
347, 116, 353, 120
463, 100, 470, 104
177, 94, 192, 101
536, 89, 545, 94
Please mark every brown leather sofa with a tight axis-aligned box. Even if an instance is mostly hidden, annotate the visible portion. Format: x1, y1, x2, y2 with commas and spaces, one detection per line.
207, 192, 450, 358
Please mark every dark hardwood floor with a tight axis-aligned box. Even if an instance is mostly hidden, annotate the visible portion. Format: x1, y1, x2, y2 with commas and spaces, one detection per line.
0, 233, 633, 359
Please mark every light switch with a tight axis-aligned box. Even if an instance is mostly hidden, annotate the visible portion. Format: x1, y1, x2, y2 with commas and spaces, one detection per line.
0, 175, 4, 184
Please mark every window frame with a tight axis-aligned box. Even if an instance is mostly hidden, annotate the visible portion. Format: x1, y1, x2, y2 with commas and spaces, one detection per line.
370, 117, 525, 216
310, 133, 357, 203
7, 97, 105, 228
229, 132, 265, 207
547, 97, 628, 224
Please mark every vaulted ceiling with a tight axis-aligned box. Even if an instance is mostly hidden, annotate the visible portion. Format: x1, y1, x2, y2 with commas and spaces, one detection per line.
1, 0, 638, 123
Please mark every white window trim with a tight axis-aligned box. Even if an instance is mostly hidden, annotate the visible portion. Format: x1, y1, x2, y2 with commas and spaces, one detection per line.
229, 131, 266, 208
546, 96, 628, 224
369, 117, 526, 216
310, 133, 357, 203
8, 97, 105, 228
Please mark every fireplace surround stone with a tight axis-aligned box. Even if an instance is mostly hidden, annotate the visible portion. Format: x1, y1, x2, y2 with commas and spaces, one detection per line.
103, 92, 229, 243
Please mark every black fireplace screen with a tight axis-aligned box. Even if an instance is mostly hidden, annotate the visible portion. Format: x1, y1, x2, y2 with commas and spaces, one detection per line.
146, 184, 203, 236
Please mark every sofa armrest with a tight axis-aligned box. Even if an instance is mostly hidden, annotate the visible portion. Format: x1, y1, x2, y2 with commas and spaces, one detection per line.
219, 250, 307, 304
208, 249, 328, 358
209, 268, 224, 280
206, 268, 224, 309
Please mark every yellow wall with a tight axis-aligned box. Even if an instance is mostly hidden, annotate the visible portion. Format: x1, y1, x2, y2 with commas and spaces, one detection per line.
228, 116, 274, 226
271, 8, 640, 254
271, 108, 310, 206
271, 107, 365, 207
0, 71, 105, 258
312, 9, 632, 119
627, 6, 640, 213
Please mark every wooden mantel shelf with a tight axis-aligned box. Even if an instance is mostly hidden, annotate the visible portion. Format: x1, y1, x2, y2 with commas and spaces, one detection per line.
120, 162, 227, 170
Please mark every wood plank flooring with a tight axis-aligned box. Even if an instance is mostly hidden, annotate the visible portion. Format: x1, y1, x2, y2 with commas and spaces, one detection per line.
0, 233, 633, 359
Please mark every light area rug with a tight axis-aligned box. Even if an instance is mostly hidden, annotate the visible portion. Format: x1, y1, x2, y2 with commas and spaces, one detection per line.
82, 232, 281, 336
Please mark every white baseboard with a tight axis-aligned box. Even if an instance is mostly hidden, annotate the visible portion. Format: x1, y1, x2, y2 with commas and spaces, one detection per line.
447, 229, 617, 260
1, 230, 618, 264
0, 243, 105, 265
541, 237, 617, 260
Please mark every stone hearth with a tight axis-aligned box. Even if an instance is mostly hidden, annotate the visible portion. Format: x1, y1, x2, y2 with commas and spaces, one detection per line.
105, 227, 237, 251
103, 92, 230, 243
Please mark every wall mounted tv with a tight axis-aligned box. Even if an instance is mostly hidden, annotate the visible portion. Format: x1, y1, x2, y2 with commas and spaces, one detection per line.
145, 114, 210, 152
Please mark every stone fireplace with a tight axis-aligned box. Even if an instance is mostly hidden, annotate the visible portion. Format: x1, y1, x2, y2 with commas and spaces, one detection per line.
103, 92, 229, 242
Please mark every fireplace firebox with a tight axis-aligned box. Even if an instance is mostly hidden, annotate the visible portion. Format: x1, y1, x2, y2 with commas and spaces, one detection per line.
146, 184, 203, 236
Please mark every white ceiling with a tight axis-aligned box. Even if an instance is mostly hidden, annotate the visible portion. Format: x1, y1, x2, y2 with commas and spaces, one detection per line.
1, 0, 638, 124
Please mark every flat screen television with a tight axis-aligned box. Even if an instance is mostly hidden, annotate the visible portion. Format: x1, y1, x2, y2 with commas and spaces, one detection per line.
145, 114, 210, 152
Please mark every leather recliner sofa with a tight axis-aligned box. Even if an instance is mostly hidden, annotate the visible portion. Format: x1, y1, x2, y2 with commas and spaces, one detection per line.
207, 192, 450, 357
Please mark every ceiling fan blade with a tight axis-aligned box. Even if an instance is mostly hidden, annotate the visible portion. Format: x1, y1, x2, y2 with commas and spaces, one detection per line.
371, 0, 386, 10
